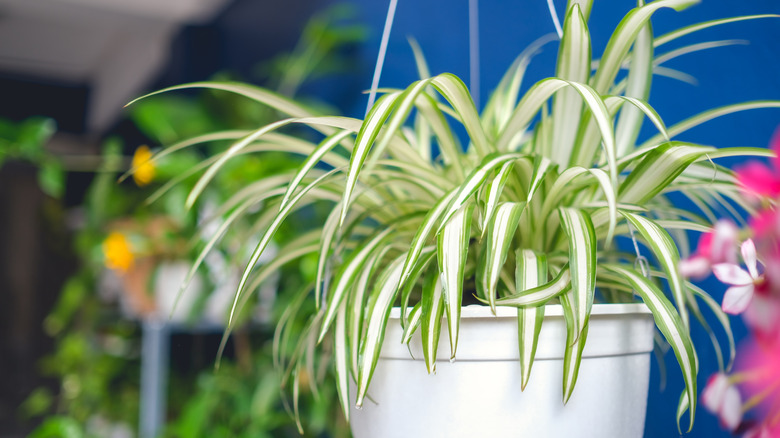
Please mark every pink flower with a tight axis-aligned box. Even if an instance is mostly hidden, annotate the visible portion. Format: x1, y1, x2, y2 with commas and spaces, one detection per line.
743, 424, 780, 438
713, 239, 764, 315
734, 340, 780, 437
735, 126, 780, 199
680, 220, 739, 279
702, 372, 743, 431
743, 293, 780, 344
749, 209, 780, 243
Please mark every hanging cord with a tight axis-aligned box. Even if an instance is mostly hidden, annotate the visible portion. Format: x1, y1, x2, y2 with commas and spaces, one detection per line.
546, 0, 563, 39
365, 0, 399, 116
628, 223, 651, 279
469, 0, 480, 108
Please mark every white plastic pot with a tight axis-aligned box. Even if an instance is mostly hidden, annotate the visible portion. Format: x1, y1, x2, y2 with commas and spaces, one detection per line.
350, 303, 655, 438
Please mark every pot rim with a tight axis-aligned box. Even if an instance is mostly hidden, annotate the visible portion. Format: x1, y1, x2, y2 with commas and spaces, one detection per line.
389, 302, 651, 320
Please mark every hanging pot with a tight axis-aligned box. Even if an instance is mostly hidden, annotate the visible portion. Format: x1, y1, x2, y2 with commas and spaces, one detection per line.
350, 303, 654, 438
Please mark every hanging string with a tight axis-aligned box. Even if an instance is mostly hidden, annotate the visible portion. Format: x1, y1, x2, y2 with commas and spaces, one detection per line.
469, 0, 480, 108
546, 0, 563, 39
365, 0, 399, 116
628, 223, 651, 279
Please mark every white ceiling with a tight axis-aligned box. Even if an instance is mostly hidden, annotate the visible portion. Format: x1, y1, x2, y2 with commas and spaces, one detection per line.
0, 0, 231, 132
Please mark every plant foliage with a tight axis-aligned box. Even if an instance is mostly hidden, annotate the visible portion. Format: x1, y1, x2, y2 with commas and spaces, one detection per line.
129, 0, 779, 432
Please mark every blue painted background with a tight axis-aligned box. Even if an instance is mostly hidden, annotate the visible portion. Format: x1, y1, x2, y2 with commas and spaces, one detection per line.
322, 0, 780, 436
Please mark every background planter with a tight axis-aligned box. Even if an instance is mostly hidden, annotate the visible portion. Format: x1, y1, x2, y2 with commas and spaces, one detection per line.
350, 303, 654, 438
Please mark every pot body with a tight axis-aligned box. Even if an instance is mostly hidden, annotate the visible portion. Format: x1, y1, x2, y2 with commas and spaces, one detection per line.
350, 303, 655, 438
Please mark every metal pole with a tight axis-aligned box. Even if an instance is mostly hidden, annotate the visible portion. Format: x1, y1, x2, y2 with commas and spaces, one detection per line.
139, 318, 169, 438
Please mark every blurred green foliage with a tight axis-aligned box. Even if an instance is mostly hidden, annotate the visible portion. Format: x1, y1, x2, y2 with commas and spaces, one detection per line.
24, 4, 363, 437
0, 116, 62, 197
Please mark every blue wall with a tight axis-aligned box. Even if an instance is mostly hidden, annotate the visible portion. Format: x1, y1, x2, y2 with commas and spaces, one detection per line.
334, 0, 780, 436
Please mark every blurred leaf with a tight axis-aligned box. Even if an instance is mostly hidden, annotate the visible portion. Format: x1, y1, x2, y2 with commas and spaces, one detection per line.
38, 160, 65, 199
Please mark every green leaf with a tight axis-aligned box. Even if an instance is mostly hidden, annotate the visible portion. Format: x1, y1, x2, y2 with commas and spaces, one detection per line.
619, 142, 713, 204
430, 73, 492, 157
560, 289, 589, 404
437, 203, 474, 359
401, 301, 423, 345
640, 101, 780, 149
400, 247, 437, 326
550, 3, 590, 165
356, 257, 405, 407
349, 249, 388, 376
615, 0, 653, 157
621, 210, 689, 329
187, 118, 297, 208
558, 207, 597, 337
126, 81, 316, 119
479, 202, 525, 312
38, 160, 64, 199
421, 272, 445, 373
334, 301, 350, 422
687, 281, 735, 371
483, 34, 557, 137
495, 266, 571, 307
398, 190, 458, 293
604, 264, 697, 432
591, 0, 698, 94
654, 14, 780, 48
516, 249, 548, 390
227, 168, 339, 331
481, 161, 514, 238
281, 130, 352, 210
587, 168, 617, 246
319, 227, 394, 342
339, 91, 403, 226
439, 152, 524, 232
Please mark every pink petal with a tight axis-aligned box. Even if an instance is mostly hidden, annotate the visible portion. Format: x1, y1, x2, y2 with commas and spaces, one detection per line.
722, 284, 755, 315
710, 220, 739, 264
770, 125, 780, 171
720, 384, 743, 431
702, 373, 730, 413
742, 239, 759, 279
743, 425, 772, 438
743, 294, 780, 340
679, 256, 711, 279
736, 161, 780, 198
713, 263, 754, 286
749, 209, 780, 242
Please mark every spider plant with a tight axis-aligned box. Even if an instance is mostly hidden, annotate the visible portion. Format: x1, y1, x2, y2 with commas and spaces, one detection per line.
128, 0, 779, 432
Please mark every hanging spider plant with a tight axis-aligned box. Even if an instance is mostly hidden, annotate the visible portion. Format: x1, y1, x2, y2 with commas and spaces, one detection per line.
128, 0, 779, 432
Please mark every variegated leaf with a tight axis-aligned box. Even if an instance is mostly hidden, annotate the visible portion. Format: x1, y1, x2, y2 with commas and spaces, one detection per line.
560, 289, 589, 404
421, 273, 445, 373
334, 301, 350, 421
621, 210, 689, 329
356, 258, 405, 407
281, 130, 352, 210
437, 203, 474, 359
319, 228, 394, 343
604, 264, 697, 432
430, 73, 492, 157
495, 267, 571, 307
479, 202, 525, 312
516, 249, 548, 390
482, 161, 515, 238
619, 142, 714, 204
558, 207, 596, 337
339, 91, 403, 226
550, 3, 590, 166
439, 153, 524, 233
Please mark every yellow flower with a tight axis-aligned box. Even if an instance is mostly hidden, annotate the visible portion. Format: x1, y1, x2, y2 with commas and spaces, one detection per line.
131, 145, 156, 186
103, 232, 134, 272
